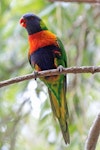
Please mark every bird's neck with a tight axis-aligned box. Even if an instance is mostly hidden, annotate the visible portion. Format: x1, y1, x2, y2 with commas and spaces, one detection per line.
28, 30, 57, 55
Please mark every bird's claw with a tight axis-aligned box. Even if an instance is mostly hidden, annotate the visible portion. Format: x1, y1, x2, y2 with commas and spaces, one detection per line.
57, 65, 64, 72
33, 71, 38, 80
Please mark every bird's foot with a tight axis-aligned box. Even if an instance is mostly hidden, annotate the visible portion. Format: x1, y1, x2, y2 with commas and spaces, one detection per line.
57, 65, 64, 72
33, 71, 38, 80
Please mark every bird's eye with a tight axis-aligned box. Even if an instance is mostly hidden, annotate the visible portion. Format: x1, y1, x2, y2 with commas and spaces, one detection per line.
20, 18, 26, 28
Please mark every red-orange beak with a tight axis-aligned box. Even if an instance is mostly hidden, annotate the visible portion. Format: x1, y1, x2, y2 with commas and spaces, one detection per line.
20, 17, 26, 28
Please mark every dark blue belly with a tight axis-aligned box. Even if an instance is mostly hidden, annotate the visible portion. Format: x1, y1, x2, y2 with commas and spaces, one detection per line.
30, 45, 60, 70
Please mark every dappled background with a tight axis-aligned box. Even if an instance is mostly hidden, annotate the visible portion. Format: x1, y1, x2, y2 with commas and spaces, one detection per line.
0, 0, 100, 150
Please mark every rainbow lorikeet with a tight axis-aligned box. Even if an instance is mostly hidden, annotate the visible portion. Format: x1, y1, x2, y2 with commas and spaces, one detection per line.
20, 13, 70, 144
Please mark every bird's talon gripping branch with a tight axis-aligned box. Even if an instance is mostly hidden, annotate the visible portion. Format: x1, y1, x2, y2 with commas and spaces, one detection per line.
57, 65, 64, 72
34, 71, 38, 80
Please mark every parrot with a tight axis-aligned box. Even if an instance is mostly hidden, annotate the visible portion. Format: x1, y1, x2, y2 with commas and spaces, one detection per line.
20, 13, 70, 144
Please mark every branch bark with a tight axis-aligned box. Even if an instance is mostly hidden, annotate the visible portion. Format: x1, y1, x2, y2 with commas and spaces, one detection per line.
0, 66, 100, 88
49, 0, 100, 3
85, 113, 100, 150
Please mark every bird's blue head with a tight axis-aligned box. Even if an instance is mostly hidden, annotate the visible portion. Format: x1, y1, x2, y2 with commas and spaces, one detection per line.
20, 13, 47, 35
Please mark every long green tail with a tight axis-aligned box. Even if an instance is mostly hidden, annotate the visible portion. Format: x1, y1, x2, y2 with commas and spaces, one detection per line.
48, 86, 70, 144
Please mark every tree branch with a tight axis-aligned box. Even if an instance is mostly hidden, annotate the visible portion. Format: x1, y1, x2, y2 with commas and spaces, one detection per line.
0, 66, 100, 88
85, 113, 100, 150
49, 0, 100, 3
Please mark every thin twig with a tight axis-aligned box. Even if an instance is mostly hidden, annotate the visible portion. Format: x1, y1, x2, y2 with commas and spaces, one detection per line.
0, 66, 100, 88
85, 113, 100, 150
49, 0, 100, 3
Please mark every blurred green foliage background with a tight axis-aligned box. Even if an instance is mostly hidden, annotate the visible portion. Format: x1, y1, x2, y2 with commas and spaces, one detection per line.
0, 0, 100, 150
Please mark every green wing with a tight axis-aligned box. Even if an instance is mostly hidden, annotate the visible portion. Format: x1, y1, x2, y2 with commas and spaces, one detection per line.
57, 37, 67, 68
47, 37, 69, 144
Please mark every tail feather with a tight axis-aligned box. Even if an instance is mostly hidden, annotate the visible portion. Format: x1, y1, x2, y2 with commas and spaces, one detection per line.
59, 118, 70, 144
48, 88, 70, 144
